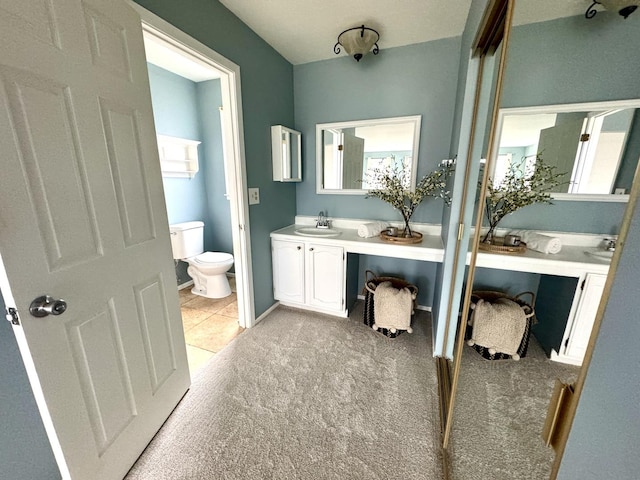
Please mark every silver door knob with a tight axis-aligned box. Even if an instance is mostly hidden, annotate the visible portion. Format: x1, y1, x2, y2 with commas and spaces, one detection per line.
29, 295, 67, 317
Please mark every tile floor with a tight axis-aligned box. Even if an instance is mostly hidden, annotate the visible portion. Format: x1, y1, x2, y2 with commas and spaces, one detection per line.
178, 280, 243, 374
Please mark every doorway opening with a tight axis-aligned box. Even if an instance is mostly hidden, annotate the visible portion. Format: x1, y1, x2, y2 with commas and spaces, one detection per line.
138, 10, 255, 373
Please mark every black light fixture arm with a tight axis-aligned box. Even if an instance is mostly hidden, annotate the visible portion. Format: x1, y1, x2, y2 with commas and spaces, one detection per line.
334, 25, 380, 57
585, 0, 639, 18
585, 1, 600, 18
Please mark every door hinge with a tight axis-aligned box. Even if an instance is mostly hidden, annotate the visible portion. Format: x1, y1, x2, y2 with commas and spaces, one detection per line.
580, 133, 590, 142
580, 279, 586, 290
457, 223, 465, 241
564, 337, 569, 348
5, 307, 19, 325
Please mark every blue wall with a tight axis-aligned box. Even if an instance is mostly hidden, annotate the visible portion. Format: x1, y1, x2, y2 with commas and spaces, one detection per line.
294, 38, 462, 225
197, 80, 234, 257
135, 0, 296, 317
0, 293, 60, 479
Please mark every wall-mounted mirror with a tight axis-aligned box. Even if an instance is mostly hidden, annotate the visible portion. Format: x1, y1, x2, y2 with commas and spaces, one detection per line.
316, 115, 421, 194
490, 101, 640, 202
272, 125, 302, 182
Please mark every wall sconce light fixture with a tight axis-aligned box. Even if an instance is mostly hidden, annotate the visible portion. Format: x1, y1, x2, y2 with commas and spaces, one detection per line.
334, 25, 380, 62
586, 0, 640, 18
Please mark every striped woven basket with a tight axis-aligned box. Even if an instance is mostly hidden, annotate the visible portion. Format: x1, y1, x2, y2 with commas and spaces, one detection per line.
363, 270, 418, 338
467, 290, 536, 360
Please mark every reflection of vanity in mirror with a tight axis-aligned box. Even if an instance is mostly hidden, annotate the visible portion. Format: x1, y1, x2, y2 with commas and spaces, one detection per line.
491, 100, 640, 202
316, 115, 421, 194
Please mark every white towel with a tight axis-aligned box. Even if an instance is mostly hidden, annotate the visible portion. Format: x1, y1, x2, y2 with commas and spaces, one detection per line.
510, 230, 562, 254
372, 281, 415, 332
358, 221, 387, 238
468, 298, 526, 357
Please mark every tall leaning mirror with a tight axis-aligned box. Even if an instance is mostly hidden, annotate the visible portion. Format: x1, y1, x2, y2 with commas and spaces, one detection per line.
444, 1, 640, 479
438, 0, 515, 459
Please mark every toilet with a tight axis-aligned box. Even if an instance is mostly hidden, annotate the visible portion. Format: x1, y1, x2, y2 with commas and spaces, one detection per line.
169, 221, 234, 299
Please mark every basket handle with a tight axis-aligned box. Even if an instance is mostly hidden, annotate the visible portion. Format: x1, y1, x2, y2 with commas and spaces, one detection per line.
365, 281, 377, 295
365, 270, 378, 283
515, 291, 535, 307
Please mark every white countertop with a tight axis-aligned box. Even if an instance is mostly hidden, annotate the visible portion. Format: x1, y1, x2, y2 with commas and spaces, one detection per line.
473, 245, 610, 277
271, 224, 445, 262
271, 221, 611, 278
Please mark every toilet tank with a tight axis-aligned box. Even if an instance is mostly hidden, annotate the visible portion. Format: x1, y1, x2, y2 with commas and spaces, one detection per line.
169, 221, 204, 259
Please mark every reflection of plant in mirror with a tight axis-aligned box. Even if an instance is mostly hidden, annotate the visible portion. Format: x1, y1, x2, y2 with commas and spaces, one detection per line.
482, 154, 567, 243
366, 164, 452, 237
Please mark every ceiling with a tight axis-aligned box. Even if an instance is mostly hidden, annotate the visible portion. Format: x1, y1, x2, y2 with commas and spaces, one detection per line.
218, 0, 591, 65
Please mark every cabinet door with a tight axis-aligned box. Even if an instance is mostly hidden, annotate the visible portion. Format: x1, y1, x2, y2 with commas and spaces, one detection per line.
566, 273, 607, 361
306, 244, 345, 311
272, 239, 305, 304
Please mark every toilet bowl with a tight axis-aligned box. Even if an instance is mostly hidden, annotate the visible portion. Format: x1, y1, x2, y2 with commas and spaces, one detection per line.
169, 221, 234, 299
186, 252, 234, 299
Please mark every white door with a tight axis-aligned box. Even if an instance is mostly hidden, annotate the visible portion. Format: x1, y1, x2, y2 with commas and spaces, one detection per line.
0, 1, 190, 479
538, 118, 583, 193
341, 131, 365, 189
306, 244, 345, 312
272, 239, 305, 304
565, 273, 607, 362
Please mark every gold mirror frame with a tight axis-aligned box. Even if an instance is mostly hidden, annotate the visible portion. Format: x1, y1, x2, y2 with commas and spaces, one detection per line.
440, 0, 515, 450
440, 2, 640, 479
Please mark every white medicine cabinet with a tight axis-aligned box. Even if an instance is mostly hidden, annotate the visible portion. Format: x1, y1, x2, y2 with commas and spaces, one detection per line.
271, 125, 302, 182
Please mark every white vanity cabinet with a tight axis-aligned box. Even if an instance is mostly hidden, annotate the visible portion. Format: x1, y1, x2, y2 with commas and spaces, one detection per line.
537, 271, 607, 366
272, 239, 347, 316
558, 273, 607, 365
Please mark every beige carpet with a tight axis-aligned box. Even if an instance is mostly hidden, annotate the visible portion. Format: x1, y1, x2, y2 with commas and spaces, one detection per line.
447, 336, 579, 479
126, 303, 442, 480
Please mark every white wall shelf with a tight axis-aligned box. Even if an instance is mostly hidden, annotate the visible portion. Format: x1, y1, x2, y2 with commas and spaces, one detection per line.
157, 134, 201, 179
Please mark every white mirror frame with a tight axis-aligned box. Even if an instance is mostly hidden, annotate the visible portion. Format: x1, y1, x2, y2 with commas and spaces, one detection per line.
490, 99, 640, 202
315, 115, 422, 195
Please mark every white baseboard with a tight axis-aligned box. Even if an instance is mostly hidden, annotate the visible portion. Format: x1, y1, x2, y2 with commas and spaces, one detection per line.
178, 280, 194, 290
254, 301, 280, 326
356, 294, 431, 312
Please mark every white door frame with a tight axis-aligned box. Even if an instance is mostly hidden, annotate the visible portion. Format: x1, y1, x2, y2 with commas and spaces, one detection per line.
131, 3, 256, 328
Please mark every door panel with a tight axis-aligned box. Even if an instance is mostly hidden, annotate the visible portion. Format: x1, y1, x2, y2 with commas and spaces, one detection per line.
134, 275, 179, 394
99, 98, 156, 246
66, 303, 137, 455
0, 1, 189, 478
2, 67, 103, 269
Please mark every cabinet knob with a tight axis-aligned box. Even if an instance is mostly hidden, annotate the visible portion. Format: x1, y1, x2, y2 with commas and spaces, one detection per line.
297, 246, 301, 250
309, 247, 314, 251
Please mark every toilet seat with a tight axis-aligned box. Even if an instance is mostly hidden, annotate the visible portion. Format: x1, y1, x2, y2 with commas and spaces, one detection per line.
192, 252, 233, 265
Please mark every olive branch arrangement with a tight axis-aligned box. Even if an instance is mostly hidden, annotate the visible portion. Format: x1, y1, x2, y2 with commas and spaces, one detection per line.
365, 163, 452, 237
482, 154, 567, 243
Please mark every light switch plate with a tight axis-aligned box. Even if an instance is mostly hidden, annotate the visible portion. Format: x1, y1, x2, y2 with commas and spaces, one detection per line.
248, 187, 260, 205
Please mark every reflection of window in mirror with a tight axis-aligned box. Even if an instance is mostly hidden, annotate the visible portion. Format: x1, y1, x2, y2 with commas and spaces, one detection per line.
493, 106, 638, 197
316, 116, 421, 194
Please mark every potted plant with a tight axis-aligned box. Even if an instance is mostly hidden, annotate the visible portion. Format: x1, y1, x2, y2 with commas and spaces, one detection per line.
481, 154, 566, 243
366, 163, 452, 239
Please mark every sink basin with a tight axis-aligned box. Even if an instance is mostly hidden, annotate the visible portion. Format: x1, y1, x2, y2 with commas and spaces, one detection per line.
585, 248, 614, 261
294, 227, 342, 238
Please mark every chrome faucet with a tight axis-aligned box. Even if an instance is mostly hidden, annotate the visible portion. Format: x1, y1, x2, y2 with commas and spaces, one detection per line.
603, 238, 617, 251
316, 211, 330, 229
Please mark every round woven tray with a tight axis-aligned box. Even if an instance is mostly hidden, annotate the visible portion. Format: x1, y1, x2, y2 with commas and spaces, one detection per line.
380, 231, 423, 244
478, 238, 527, 254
